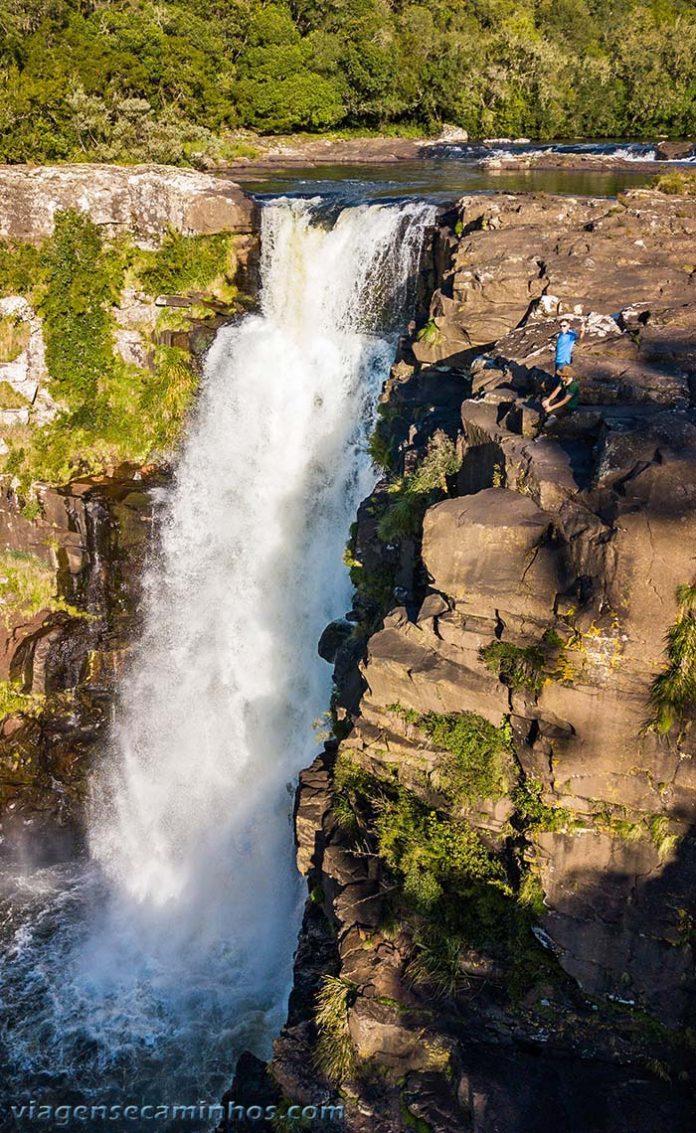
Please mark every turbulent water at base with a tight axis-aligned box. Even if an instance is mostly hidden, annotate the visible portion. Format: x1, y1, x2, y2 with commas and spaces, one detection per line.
0, 198, 436, 1126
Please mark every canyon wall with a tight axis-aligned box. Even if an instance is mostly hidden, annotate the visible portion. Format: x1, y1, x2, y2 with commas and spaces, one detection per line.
272, 189, 696, 1132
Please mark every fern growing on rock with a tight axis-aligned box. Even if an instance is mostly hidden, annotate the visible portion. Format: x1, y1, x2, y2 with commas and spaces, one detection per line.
647, 583, 696, 735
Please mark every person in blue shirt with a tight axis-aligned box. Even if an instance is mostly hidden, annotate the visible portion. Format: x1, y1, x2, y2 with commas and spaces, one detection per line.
554, 316, 584, 373
541, 317, 585, 418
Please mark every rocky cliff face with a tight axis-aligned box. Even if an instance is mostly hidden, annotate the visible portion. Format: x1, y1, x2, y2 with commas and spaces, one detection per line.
0, 469, 156, 851
272, 189, 696, 1132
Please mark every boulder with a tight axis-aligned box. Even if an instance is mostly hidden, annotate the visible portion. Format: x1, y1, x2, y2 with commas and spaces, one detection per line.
422, 488, 562, 621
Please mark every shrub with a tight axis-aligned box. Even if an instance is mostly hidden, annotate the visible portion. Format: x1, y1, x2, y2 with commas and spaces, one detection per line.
405, 928, 470, 998
481, 640, 546, 695
367, 420, 394, 472
135, 230, 237, 300
512, 777, 571, 833
39, 210, 122, 415
376, 434, 461, 543
651, 171, 696, 197
0, 242, 43, 299
375, 791, 509, 913
0, 316, 30, 363
423, 710, 514, 803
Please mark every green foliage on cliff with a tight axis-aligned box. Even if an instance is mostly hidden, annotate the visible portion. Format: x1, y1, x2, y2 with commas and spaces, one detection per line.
332, 753, 558, 1000
0, 550, 81, 620
0, 211, 240, 493
135, 231, 237, 300
0, 679, 44, 718
376, 434, 461, 543
424, 711, 514, 803
376, 791, 509, 910
40, 210, 123, 420
647, 582, 696, 735
512, 776, 571, 834
314, 974, 358, 1082
388, 704, 514, 802
1, 0, 693, 162
481, 640, 547, 695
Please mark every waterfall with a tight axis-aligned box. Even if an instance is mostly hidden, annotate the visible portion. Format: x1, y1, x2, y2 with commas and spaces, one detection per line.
0, 198, 436, 1114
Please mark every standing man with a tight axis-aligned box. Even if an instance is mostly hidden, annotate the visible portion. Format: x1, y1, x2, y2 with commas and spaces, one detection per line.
554, 316, 584, 374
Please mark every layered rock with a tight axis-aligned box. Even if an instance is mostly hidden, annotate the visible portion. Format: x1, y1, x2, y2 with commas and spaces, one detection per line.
0, 164, 257, 244
272, 189, 696, 1132
0, 469, 158, 844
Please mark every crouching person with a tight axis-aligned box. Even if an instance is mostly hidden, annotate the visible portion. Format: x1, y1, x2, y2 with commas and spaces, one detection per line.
542, 364, 580, 418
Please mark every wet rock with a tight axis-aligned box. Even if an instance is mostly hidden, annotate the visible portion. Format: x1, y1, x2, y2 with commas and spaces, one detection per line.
317, 619, 353, 664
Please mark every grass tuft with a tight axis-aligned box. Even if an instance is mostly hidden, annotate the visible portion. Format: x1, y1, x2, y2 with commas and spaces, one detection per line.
314, 975, 358, 1082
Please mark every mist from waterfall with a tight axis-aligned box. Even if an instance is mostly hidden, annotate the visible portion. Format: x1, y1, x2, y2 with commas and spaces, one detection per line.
0, 197, 436, 1116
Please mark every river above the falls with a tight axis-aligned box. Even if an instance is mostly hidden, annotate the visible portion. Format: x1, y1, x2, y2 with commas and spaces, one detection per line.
233, 140, 685, 202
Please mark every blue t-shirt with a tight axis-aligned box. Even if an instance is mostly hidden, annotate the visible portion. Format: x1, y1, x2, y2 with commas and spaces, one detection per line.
555, 330, 577, 367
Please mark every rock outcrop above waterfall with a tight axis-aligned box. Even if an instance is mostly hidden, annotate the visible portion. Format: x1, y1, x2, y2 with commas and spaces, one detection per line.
0, 164, 257, 243
271, 189, 696, 1131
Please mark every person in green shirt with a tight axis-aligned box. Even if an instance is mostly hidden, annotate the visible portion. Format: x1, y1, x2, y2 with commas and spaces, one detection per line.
542, 364, 580, 416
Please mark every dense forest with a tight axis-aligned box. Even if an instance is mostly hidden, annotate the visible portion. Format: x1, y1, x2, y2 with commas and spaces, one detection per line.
0, 0, 694, 164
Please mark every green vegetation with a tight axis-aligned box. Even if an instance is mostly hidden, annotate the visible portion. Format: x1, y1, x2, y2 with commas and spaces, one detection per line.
0, 0, 693, 161
367, 422, 394, 473
0, 550, 81, 620
423, 711, 514, 804
0, 381, 28, 409
651, 171, 696, 196
0, 210, 240, 495
376, 788, 509, 910
388, 704, 514, 803
0, 679, 43, 718
0, 315, 30, 363
415, 319, 440, 344
647, 582, 696, 735
314, 974, 358, 1082
405, 928, 470, 999
332, 753, 559, 1001
135, 230, 237, 302
376, 434, 461, 543
481, 640, 546, 695
512, 776, 571, 834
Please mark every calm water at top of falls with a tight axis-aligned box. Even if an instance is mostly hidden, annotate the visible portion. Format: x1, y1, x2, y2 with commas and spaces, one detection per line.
0, 197, 436, 1132
235, 139, 685, 203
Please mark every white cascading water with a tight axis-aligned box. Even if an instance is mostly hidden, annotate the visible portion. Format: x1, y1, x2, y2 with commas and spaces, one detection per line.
0, 198, 436, 1113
